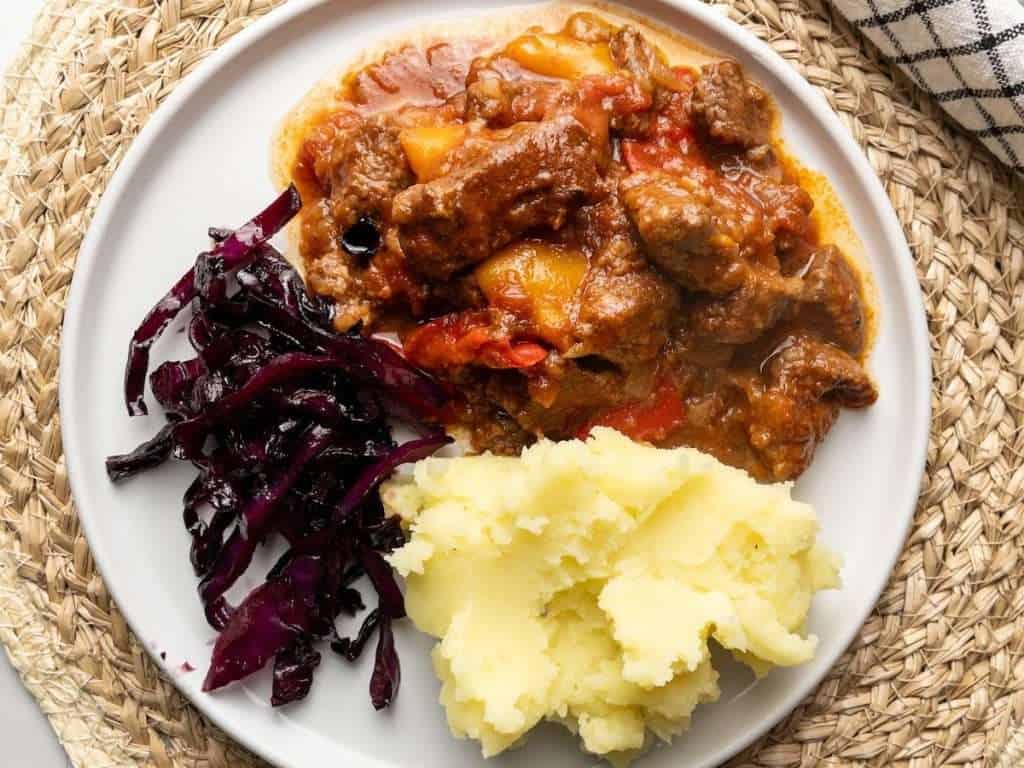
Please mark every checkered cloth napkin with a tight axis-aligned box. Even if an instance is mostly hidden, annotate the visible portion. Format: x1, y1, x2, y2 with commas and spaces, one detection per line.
831, 0, 1024, 172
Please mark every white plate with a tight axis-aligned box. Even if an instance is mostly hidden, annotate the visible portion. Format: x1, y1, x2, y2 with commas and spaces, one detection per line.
59, 1, 931, 766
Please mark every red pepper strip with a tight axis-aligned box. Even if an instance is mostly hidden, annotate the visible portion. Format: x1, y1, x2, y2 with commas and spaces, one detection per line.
403, 312, 548, 370
579, 380, 686, 443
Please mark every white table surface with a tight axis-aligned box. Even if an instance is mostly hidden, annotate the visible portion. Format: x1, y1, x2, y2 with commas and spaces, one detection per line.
3, 1, 76, 765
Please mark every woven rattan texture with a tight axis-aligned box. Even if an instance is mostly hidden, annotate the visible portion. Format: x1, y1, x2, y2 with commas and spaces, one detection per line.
1, 1, 1023, 766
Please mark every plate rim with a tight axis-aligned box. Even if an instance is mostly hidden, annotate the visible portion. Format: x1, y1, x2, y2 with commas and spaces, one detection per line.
58, 1, 932, 766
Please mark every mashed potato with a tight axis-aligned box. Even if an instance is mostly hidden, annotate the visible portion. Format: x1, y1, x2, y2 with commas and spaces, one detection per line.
383, 428, 840, 764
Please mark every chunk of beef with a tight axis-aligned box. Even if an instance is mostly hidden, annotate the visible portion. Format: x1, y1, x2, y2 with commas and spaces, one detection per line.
574, 186, 645, 274
766, 336, 877, 406
717, 146, 814, 240
392, 115, 604, 278
424, 271, 487, 314
609, 26, 693, 95
734, 171, 813, 239
573, 267, 680, 366
621, 169, 803, 294
467, 403, 533, 455
465, 77, 572, 127
442, 371, 534, 455
687, 267, 802, 344
690, 60, 772, 148
489, 354, 627, 439
305, 113, 413, 232
569, 189, 679, 366
798, 246, 867, 355
620, 171, 747, 293
662, 362, 769, 476
299, 113, 415, 328
740, 336, 877, 479
609, 26, 664, 92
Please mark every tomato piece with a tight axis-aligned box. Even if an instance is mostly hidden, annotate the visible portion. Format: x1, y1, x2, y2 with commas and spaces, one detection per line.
579, 74, 653, 116
574, 74, 653, 148
621, 137, 684, 172
653, 112, 696, 143
403, 312, 548, 370
617, 81, 707, 176
621, 136, 717, 187
579, 380, 685, 443
621, 112, 701, 169
498, 342, 549, 368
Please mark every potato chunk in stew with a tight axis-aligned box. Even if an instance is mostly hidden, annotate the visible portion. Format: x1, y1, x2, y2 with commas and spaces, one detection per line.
399, 124, 468, 181
505, 33, 617, 79
476, 242, 588, 349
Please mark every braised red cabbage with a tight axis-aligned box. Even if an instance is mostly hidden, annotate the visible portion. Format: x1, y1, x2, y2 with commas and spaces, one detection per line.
272, 636, 322, 707
370, 615, 400, 710
124, 186, 302, 416
202, 554, 322, 693
108, 190, 451, 709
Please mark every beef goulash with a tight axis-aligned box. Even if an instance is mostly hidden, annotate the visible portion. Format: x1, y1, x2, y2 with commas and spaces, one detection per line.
278, 7, 878, 482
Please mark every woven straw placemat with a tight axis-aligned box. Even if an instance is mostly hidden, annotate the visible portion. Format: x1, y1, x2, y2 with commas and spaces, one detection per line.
1, 0, 1022, 766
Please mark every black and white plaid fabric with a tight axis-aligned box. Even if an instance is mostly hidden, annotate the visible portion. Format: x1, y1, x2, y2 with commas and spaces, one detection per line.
831, 0, 1024, 172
